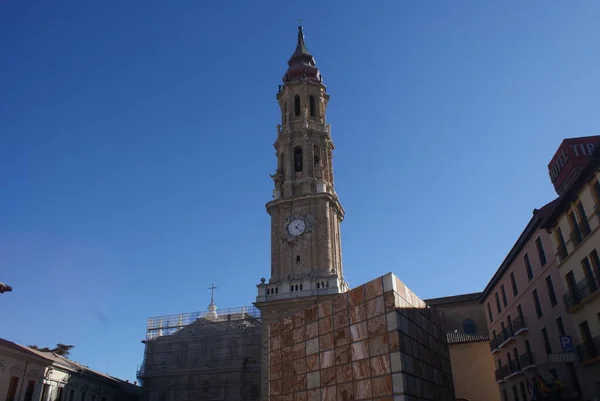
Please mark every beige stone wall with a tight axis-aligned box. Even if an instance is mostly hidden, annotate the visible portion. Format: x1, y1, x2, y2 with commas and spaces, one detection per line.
449, 341, 500, 401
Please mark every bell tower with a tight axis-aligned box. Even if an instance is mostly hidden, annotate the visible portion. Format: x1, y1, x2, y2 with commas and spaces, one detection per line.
253, 24, 349, 401
256, 25, 349, 305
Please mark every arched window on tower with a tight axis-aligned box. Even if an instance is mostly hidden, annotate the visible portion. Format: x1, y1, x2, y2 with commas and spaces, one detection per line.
309, 96, 315, 117
313, 145, 320, 166
294, 146, 303, 172
463, 319, 477, 335
294, 95, 301, 116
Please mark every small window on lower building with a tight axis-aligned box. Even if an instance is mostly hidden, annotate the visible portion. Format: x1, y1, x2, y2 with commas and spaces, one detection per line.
462, 319, 477, 335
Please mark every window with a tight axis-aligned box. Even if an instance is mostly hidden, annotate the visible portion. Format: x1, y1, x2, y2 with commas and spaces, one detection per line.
56, 387, 65, 401
524, 253, 533, 280
41, 384, 51, 401
549, 368, 558, 381
535, 237, 547, 266
293, 146, 303, 172
556, 227, 567, 259
501, 284, 508, 307
6, 377, 19, 401
24, 380, 36, 401
556, 316, 566, 337
510, 272, 518, 295
463, 319, 477, 335
541, 327, 552, 354
513, 347, 520, 370
313, 145, 320, 167
495, 292, 502, 314
512, 384, 520, 401
590, 249, 600, 275
507, 315, 513, 335
517, 304, 524, 320
69, 390, 75, 401
576, 201, 590, 236
309, 95, 315, 117
502, 389, 508, 401
593, 180, 600, 203
545, 275, 558, 307
294, 95, 300, 116
525, 339, 533, 359
81, 392, 86, 401
533, 289, 543, 318
519, 382, 527, 401
582, 257, 598, 292
487, 302, 493, 322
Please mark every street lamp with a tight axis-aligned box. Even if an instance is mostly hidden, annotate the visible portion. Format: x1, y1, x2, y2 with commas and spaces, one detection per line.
0, 282, 13, 294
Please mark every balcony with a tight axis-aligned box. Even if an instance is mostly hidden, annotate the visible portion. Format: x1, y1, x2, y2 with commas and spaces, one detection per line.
512, 315, 528, 335
519, 352, 536, 370
489, 327, 517, 352
577, 336, 600, 366
507, 359, 521, 377
556, 243, 568, 262
563, 272, 600, 313
494, 368, 504, 383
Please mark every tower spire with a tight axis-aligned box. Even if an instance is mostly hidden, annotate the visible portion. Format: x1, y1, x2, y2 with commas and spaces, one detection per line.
283, 23, 321, 84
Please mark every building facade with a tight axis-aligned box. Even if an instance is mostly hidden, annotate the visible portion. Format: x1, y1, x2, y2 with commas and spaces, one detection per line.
542, 136, 600, 399
1, 338, 139, 401
425, 293, 499, 401
137, 306, 262, 401
253, 25, 350, 399
481, 200, 582, 400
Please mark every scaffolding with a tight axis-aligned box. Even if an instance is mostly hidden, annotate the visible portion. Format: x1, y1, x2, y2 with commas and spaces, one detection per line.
144, 306, 261, 341
138, 306, 262, 401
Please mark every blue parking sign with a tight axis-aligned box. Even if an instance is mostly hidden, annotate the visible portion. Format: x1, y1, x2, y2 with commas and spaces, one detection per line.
560, 336, 575, 353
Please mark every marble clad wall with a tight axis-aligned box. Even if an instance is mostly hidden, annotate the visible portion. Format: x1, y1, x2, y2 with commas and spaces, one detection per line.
267, 273, 455, 401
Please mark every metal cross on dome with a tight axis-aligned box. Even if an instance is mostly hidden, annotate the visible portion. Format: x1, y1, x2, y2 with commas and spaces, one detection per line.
209, 283, 217, 304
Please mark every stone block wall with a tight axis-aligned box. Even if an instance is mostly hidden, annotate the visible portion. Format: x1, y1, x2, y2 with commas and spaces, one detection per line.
267, 273, 454, 401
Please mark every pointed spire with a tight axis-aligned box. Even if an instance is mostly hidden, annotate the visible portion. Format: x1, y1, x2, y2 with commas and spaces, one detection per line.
283, 23, 322, 84
289, 24, 312, 63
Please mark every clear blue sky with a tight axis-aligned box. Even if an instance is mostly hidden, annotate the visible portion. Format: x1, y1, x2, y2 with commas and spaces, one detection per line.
1, 0, 599, 382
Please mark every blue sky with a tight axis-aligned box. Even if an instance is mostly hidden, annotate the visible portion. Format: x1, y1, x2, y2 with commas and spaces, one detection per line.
1, 0, 599, 382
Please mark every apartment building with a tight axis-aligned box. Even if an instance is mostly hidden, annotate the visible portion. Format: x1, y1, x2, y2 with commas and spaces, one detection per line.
481, 200, 582, 401
541, 136, 600, 398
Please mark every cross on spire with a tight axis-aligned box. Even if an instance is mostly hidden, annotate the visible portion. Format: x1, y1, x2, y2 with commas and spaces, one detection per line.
209, 283, 217, 304
297, 18, 303, 27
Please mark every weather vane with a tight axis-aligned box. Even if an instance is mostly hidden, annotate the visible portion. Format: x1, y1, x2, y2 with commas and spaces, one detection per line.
298, 18, 303, 26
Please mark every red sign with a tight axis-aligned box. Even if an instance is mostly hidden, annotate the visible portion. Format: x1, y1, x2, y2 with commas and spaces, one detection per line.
548, 136, 600, 194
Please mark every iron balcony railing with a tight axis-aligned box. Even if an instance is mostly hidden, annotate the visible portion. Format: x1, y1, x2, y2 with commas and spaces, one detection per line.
563, 272, 600, 311
512, 315, 528, 334
519, 352, 535, 369
490, 326, 517, 352
577, 335, 600, 363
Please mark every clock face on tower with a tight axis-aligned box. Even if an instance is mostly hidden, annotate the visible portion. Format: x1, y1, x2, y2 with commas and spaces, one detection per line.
287, 219, 306, 236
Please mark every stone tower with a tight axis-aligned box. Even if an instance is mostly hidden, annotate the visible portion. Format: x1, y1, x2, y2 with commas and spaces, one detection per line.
254, 24, 349, 400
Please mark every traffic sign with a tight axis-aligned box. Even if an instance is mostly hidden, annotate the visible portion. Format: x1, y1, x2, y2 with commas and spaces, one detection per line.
560, 336, 575, 353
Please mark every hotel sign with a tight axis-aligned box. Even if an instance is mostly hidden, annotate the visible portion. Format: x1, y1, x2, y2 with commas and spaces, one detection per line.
548, 136, 600, 194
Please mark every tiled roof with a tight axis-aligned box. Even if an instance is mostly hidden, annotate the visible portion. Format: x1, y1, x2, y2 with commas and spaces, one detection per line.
446, 332, 489, 345
0, 338, 53, 362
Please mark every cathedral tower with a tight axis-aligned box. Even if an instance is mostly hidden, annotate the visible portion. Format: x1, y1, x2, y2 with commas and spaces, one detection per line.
256, 24, 348, 305
254, 25, 348, 400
